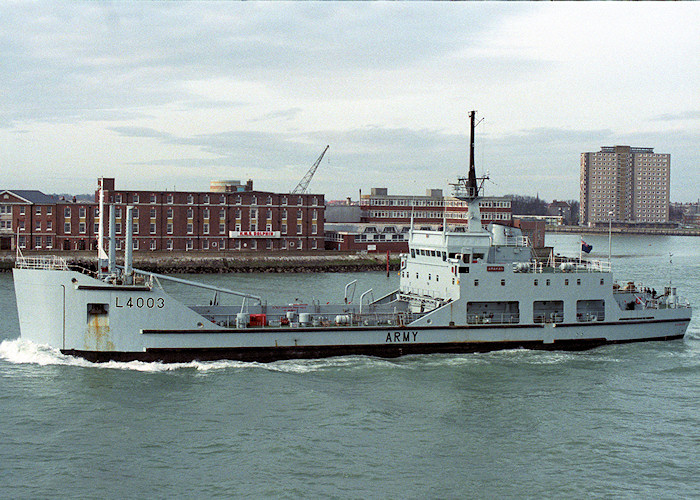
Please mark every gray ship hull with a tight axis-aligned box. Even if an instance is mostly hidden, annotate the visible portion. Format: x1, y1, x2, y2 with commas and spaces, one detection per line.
13, 267, 691, 364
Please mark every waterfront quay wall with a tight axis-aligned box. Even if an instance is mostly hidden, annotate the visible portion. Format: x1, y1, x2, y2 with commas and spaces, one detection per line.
0, 251, 402, 274
547, 225, 700, 237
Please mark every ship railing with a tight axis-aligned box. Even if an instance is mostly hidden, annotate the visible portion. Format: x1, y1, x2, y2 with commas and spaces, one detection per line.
533, 313, 564, 324
500, 236, 531, 247
466, 313, 520, 325
15, 255, 69, 271
203, 310, 423, 329
516, 258, 612, 274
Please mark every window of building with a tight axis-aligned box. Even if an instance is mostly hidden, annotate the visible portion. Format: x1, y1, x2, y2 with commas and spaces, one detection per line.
203, 223, 209, 234
150, 207, 157, 218
266, 239, 272, 249
297, 224, 302, 234
187, 223, 193, 234
187, 194, 194, 204
64, 222, 71, 233
132, 222, 139, 234
267, 196, 272, 205
150, 223, 156, 234
35, 220, 41, 231
312, 224, 317, 235
35, 206, 41, 215
187, 208, 194, 218
203, 239, 209, 250
167, 194, 173, 204
64, 207, 71, 218
250, 239, 257, 250
297, 197, 303, 206
281, 223, 287, 234
203, 208, 209, 219
219, 239, 226, 250
166, 240, 173, 251
46, 236, 52, 248
150, 194, 156, 204
219, 223, 225, 234
282, 196, 288, 206
47, 206, 52, 216
203, 194, 209, 204
297, 239, 303, 250
34, 236, 42, 248
115, 222, 121, 234
166, 223, 173, 234
186, 239, 193, 251
133, 194, 139, 204
47, 221, 52, 231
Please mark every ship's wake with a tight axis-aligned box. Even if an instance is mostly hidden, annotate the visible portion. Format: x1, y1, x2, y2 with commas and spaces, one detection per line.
1, 335, 696, 374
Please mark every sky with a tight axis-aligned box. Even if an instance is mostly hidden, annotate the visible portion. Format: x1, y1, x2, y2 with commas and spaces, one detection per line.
1, 2, 698, 202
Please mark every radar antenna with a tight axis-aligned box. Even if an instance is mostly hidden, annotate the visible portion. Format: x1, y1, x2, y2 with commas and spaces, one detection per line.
292, 145, 330, 194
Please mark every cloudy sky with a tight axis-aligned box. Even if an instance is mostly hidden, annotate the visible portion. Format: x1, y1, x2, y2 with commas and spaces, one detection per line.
1, 2, 698, 202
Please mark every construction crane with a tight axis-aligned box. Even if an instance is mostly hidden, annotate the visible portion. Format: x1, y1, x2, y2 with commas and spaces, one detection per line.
291, 145, 329, 194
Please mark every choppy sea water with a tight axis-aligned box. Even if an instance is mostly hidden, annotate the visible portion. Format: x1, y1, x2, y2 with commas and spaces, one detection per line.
1, 234, 699, 499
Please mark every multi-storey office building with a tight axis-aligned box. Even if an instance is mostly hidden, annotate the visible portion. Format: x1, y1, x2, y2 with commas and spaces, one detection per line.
580, 146, 670, 226
360, 188, 512, 226
1, 178, 325, 252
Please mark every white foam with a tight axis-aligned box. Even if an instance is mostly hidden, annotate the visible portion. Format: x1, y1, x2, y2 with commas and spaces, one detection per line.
0, 338, 255, 373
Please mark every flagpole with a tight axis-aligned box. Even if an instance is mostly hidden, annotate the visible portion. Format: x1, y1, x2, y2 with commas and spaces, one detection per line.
579, 235, 582, 263
608, 211, 613, 263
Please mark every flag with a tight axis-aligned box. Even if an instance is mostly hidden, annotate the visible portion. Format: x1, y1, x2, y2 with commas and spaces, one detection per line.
581, 240, 593, 254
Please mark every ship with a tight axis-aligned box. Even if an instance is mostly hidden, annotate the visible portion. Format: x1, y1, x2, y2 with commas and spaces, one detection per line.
12, 112, 692, 363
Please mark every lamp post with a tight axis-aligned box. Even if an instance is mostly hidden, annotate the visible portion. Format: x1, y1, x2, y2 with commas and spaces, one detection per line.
608, 211, 613, 262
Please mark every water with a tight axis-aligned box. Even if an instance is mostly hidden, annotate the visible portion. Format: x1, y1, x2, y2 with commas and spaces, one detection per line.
1, 235, 699, 499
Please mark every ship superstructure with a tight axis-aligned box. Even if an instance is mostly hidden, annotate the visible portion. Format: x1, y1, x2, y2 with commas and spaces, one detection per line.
12, 112, 692, 363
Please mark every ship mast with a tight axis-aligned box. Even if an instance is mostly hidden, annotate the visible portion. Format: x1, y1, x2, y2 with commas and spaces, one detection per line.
451, 110, 488, 232
466, 110, 479, 200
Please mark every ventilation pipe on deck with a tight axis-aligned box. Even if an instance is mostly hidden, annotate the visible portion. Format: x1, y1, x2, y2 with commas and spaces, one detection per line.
108, 204, 116, 275
124, 205, 134, 284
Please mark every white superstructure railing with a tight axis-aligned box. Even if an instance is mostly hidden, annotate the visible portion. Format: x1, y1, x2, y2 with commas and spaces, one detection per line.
15, 256, 69, 270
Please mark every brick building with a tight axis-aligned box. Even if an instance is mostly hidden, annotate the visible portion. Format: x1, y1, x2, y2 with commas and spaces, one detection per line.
1, 178, 325, 253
